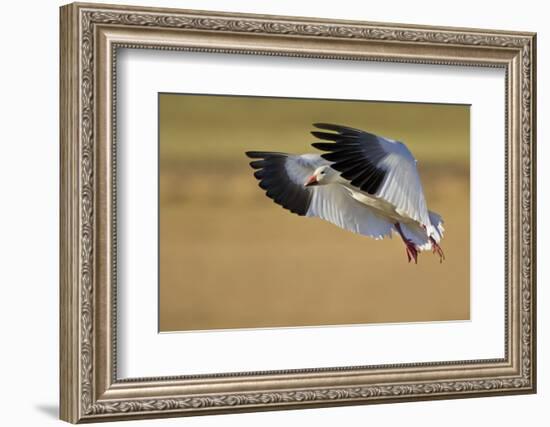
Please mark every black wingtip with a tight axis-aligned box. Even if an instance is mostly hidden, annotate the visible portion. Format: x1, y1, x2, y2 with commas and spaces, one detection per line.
313, 123, 349, 131
311, 131, 345, 141
313, 123, 363, 135
312, 142, 337, 152
313, 123, 339, 131
245, 151, 264, 159
245, 151, 287, 159
249, 160, 265, 169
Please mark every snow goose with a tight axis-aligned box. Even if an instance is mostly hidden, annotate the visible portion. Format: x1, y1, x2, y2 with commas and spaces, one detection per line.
246, 123, 444, 263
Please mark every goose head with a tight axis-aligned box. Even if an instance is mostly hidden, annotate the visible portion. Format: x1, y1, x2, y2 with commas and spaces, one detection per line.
304, 165, 337, 187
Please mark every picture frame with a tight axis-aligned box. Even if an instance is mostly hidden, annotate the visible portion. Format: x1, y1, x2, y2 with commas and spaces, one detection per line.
59, 2, 536, 423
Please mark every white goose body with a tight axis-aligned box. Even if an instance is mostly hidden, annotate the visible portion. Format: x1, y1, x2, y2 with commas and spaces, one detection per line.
247, 123, 445, 263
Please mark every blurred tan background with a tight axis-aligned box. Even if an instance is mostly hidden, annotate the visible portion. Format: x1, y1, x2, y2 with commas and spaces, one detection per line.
159, 93, 470, 332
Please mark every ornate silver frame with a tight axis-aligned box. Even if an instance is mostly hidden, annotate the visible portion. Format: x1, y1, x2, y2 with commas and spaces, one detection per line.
60, 2, 536, 423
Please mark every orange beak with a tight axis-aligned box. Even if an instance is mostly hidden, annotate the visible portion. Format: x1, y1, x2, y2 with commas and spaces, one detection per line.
304, 175, 318, 187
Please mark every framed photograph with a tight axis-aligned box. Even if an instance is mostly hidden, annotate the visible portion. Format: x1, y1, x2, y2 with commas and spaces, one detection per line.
60, 2, 537, 423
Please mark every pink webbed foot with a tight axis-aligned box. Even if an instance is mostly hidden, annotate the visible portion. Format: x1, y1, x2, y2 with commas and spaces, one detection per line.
429, 237, 445, 263
394, 222, 419, 264
404, 239, 419, 264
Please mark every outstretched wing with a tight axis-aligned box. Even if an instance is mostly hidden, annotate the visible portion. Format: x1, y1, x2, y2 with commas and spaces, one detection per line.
246, 151, 394, 239
311, 123, 431, 227
246, 151, 321, 216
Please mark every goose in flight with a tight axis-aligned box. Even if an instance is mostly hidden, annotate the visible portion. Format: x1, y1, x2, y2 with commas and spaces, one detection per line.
245, 123, 444, 263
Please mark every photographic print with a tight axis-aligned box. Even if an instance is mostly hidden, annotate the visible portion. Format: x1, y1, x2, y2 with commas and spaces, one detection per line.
159, 94, 470, 332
